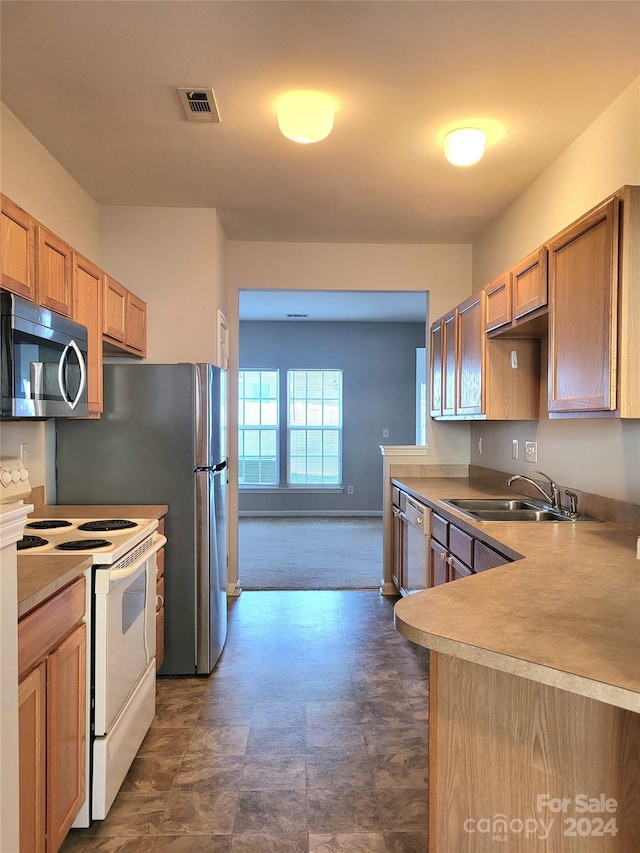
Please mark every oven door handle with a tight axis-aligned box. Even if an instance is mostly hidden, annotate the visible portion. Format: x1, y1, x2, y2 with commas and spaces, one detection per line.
106, 534, 167, 585
58, 339, 87, 410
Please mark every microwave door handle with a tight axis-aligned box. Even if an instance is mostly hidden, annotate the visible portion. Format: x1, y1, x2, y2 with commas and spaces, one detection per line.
58, 339, 87, 410
30, 362, 44, 400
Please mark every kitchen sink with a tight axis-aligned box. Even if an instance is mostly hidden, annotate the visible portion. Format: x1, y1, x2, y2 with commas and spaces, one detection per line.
439, 498, 598, 522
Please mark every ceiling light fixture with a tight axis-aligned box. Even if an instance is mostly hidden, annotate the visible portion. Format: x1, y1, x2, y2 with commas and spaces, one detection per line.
442, 127, 487, 166
276, 90, 335, 144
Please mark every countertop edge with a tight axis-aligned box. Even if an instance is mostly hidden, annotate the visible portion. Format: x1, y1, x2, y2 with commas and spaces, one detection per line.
18, 555, 93, 619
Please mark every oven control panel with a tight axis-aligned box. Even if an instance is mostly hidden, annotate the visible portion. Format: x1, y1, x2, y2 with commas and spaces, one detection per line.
0, 456, 32, 505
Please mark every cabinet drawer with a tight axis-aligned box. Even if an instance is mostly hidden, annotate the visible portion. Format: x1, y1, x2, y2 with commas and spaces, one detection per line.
448, 554, 473, 582
18, 576, 86, 679
474, 540, 510, 573
431, 512, 448, 547
449, 524, 473, 567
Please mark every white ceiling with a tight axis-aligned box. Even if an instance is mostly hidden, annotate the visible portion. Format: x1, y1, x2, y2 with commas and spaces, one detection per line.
1, 1, 639, 245
239, 290, 427, 322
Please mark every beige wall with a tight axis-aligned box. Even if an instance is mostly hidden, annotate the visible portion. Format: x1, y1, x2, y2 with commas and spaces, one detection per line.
0, 105, 101, 500
470, 77, 640, 504
99, 206, 227, 365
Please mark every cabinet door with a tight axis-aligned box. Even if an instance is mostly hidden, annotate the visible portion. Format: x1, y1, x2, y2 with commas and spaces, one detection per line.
19, 663, 46, 853
474, 539, 510, 573
429, 318, 443, 417
484, 271, 511, 332
441, 310, 457, 416
103, 275, 127, 342
1, 196, 36, 299
548, 197, 618, 413
36, 226, 73, 316
456, 292, 485, 416
512, 247, 547, 321
391, 506, 404, 590
429, 538, 448, 588
47, 624, 86, 853
156, 575, 165, 672
125, 291, 147, 355
72, 253, 103, 416
448, 555, 473, 582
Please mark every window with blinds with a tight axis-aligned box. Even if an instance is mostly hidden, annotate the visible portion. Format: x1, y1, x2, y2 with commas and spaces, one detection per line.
287, 369, 342, 485
238, 369, 279, 485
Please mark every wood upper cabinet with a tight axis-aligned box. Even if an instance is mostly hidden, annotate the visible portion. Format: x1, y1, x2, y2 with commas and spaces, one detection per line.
36, 226, 73, 317
484, 270, 512, 332
72, 253, 103, 416
103, 275, 126, 342
18, 576, 86, 853
103, 275, 147, 357
548, 196, 618, 413
125, 291, 147, 355
456, 292, 485, 416
429, 317, 443, 417
441, 310, 457, 417
1, 195, 36, 299
511, 246, 547, 321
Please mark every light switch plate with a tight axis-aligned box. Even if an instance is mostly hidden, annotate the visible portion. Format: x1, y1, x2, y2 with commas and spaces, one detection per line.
512, 439, 519, 460
524, 440, 537, 463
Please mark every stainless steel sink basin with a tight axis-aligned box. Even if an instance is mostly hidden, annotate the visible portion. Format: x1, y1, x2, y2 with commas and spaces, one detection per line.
439, 498, 598, 522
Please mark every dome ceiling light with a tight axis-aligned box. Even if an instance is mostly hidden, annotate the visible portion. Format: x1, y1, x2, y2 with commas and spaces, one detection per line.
276, 90, 336, 144
442, 127, 487, 166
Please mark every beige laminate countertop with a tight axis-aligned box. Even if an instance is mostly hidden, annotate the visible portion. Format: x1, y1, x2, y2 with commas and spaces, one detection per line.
17, 504, 168, 618
17, 554, 92, 619
393, 477, 640, 713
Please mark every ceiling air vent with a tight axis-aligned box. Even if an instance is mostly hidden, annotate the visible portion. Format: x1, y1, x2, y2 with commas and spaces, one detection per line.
286, 313, 310, 319
177, 88, 220, 123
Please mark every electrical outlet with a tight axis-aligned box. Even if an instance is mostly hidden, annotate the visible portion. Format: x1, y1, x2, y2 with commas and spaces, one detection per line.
347, 485, 354, 495
382, 428, 389, 438
20, 443, 29, 466
512, 439, 519, 460
524, 440, 538, 463
477, 436, 483, 455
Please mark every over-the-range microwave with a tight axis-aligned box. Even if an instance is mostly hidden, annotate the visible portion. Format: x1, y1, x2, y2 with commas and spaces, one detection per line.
1, 292, 89, 419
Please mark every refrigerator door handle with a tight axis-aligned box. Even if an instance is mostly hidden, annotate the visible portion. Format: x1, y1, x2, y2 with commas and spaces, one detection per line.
194, 460, 227, 474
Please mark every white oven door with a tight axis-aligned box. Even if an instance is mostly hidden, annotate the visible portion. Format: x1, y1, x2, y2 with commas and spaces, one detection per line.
93, 534, 166, 736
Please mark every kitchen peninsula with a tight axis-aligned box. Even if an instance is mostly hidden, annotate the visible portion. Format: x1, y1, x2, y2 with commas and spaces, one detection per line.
393, 477, 640, 852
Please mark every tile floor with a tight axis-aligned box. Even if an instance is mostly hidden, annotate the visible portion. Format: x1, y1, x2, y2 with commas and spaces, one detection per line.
61, 590, 429, 852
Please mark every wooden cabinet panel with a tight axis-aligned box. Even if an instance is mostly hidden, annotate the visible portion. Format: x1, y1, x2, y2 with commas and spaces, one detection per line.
512, 246, 547, 320
19, 663, 46, 853
73, 253, 103, 416
156, 576, 165, 672
548, 197, 618, 413
103, 275, 127, 342
431, 513, 448, 548
125, 291, 147, 355
47, 623, 86, 853
441, 310, 456, 416
448, 554, 473, 582
484, 271, 511, 332
36, 226, 73, 316
474, 540, 510, 573
1, 195, 36, 299
456, 292, 485, 416
429, 317, 443, 417
448, 524, 473, 567
429, 538, 449, 588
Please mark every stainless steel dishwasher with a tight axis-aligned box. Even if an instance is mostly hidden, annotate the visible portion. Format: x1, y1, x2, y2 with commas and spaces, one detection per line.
404, 495, 430, 593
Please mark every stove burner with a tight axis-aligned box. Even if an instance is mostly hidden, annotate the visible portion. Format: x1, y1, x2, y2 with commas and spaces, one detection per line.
56, 538, 112, 551
26, 520, 73, 531
77, 519, 137, 532
17, 535, 49, 550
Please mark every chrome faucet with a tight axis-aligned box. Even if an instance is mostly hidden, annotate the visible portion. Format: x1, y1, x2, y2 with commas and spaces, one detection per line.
506, 470, 562, 511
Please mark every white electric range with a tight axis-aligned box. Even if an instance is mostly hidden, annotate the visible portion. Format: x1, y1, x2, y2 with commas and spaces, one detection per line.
5, 458, 165, 826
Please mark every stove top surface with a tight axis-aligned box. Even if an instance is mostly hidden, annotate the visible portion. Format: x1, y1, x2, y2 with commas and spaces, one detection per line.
19, 517, 159, 563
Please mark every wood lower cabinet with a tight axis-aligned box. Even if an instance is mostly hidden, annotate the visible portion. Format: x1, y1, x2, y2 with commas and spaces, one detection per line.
156, 540, 165, 672
18, 577, 86, 853
36, 226, 73, 317
1, 195, 36, 299
548, 196, 619, 413
428, 510, 511, 585
429, 537, 449, 587
72, 253, 103, 416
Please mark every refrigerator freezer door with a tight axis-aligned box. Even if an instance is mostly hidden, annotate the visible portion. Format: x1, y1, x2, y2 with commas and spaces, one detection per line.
195, 468, 227, 672
195, 363, 226, 469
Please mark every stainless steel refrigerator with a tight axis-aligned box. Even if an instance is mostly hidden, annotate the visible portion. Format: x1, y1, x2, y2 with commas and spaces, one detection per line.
56, 363, 227, 675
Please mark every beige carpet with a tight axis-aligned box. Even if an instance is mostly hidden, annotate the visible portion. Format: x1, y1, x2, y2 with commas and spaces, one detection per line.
238, 516, 383, 590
